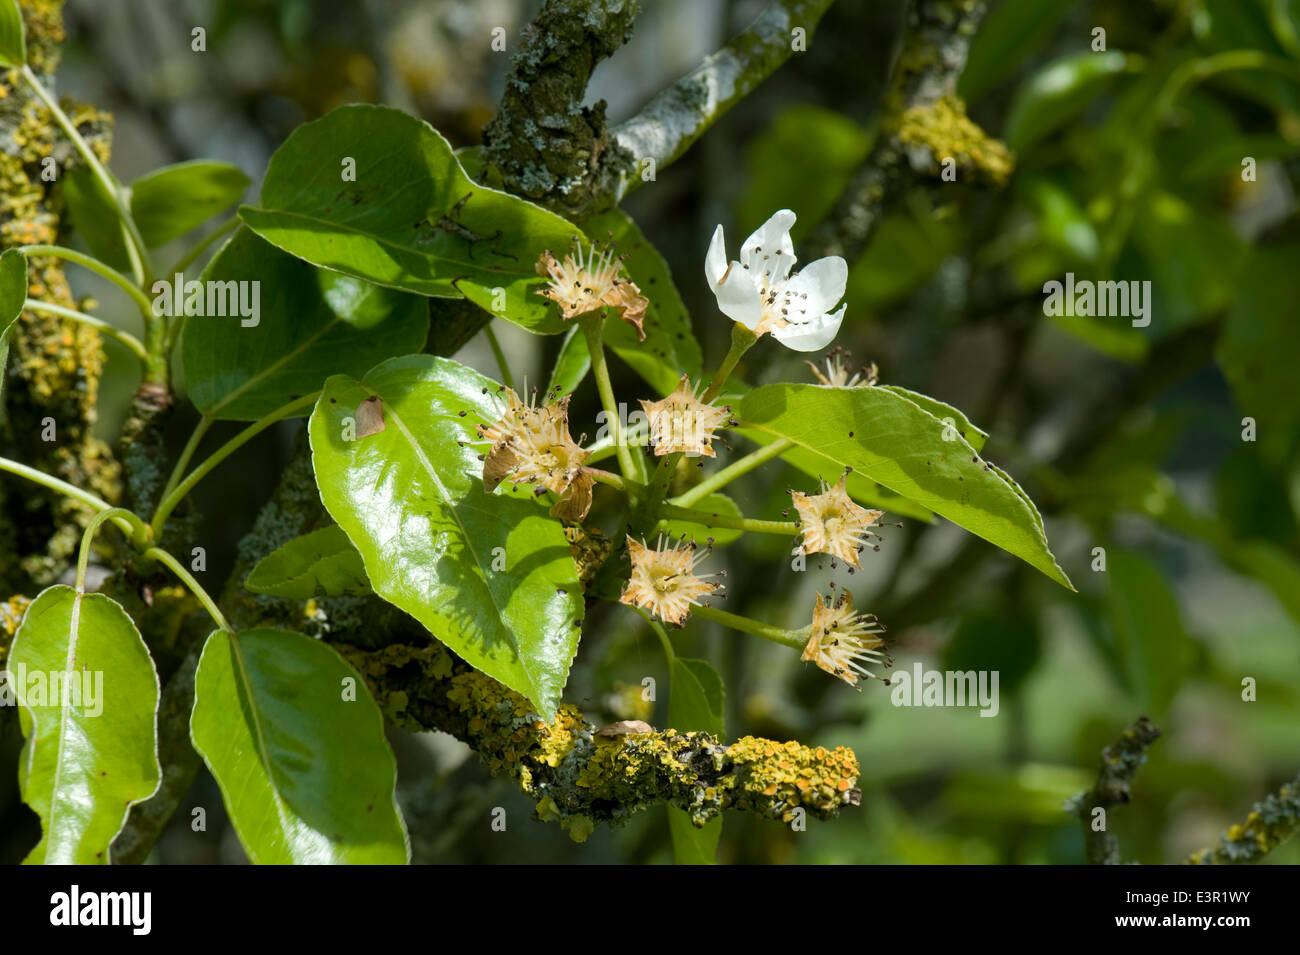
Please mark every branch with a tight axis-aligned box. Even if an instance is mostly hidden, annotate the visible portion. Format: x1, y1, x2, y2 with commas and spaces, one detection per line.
1185, 773, 1300, 865
611, 0, 838, 204
337, 641, 860, 839
805, 0, 1009, 262
1068, 716, 1161, 865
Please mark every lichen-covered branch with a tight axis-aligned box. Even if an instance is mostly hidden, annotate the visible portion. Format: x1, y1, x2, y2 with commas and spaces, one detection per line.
1, 0, 122, 593
482, 0, 642, 220
611, 0, 838, 204
1067, 716, 1161, 865
338, 641, 860, 841
1185, 773, 1300, 865
806, 0, 1010, 262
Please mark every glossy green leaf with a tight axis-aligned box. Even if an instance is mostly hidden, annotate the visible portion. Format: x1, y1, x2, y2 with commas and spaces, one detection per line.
958, 0, 1078, 100
585, 208, 702, 395
8, 586, 160, 864
662, 492, 744, 546
181, 228, 428, 420
239, 103, 579, 333
1005, 51, 1129, 150
546, 325, 590, 399
667, 656, 725, 865
131, 160, 251, 247
309, 354, 583, 720
0, 248, 25, 409
245, 525, 371, 599
191, 627, 408, 863
0, 0, 25, 68
737, 383, 1072, 588
63, 165, 131, 274
879, 386, 988, 452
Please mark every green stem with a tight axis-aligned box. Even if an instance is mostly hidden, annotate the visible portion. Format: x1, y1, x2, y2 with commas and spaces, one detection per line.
635, 606, 677, 662
580, 314, 641, 492
75, 507, 138, 592
150, 393, 317, 537
690, 603, 805, 650
21, 65, 152, 288
588, 467, 626, 491
584, 420, 649, 464
19, 244, 156, 318
166, 216, 239, 277
657, 501, 796, 536
22, 299, 148, 361
701, 322, 757, 403
145, 546, 232, 632
672, 438, 794, 508
0, 456, 148, 542
1155, 50, 1300, 119
483, 323, 516, 392
156, 415, 213, 514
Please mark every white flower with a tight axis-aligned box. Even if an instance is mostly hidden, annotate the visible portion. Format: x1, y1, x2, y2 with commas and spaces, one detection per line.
705, 209, 848, 352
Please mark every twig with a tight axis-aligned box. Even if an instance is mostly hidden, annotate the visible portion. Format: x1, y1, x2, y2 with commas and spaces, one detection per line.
1185, 773, 1300, 865
1069, 716, 1162, 865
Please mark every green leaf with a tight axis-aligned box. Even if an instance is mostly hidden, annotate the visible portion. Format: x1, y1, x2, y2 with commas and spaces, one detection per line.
1005, 51, 1130, 150
191, 627, 409, 863
0, 0, 25, 68
0, 248, 25, 408
1216, 244, 1300, 464
667, 656, 725, 865
309, 354, 583, 720
661, 492, 744, 546
736, 383, 1072, 588
181, 228, 428, 420
245, 525, 371, 599
879, 386, 988, 452
63, 165, 131, 274
1103, 551, 1191, 716
8, 586, 160, 864
131, 160, 251, 248
546, 325, 590, 399
738, 104, 871, 244
239, 103, 580, 334
958, 0, 1079, 100
585, 208, 702, 395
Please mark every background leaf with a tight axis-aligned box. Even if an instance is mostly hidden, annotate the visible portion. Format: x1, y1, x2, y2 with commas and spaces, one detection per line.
1005, 51, 1129, 150
661, 492, 744, 546
667, 655, 725, 865
585, 208, 702, 395
8, 586, 160, 864
239, 103, 580, 333
0, 248, 26, 410
244, 524, 371, 599
181, 228, 428, 420
737, 383, 1072, 588
546, 325, 590, 399
131, 160, 251, 247
191, 627, 409, 863
63, 166, 131, 273
309, 354, 583, 720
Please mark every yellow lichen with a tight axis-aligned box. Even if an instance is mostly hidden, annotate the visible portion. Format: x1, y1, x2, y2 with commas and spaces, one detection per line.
896, 93, 1013, 187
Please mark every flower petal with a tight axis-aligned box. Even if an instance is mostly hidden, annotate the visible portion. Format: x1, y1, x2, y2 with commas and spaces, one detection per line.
712, 261, 763, 330
771, 303, 846, 352
740, 209, 797, 285
778, 256, 848, 320
705, 224, 729, 287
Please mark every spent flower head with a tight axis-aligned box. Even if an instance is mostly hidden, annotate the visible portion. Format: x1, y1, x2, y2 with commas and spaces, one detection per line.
790, 474, 887, 568
640, 374, 733, 458
620, 535, 723, 626
705, 209, 848, 352
475, 387, 594, 521
802, 591, 889, 689
806, 348, 879, 388
537, 237, 649, 339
